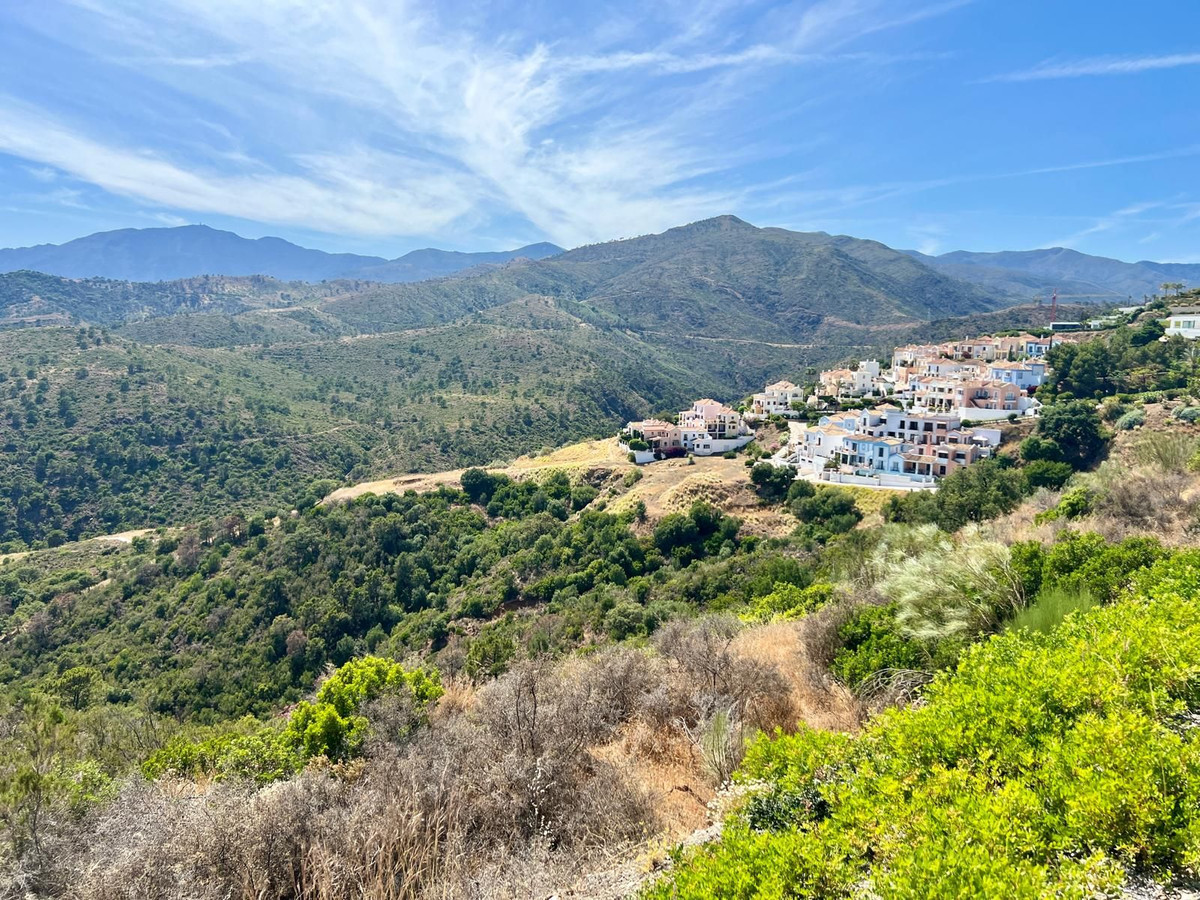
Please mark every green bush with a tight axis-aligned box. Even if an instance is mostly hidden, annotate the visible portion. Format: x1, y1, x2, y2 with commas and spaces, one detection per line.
1035, 486, 1093, 523
1007, 584, 1095, 635
743, 582, 835, 623
646, 551, 1200, 899
829, 603, 926, 689
145, 656, 443, 779
1114, 409, 1145, 430
883, 458, 1027, 531
1021, 459, 1073, 491
749, 462, 794, 501
1037, 400, 1107, 467
790, 486, 861, 543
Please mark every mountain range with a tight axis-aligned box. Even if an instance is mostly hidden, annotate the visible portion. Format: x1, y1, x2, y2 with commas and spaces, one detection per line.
0, 216, 1092, 340
0, 213, 1093, 548
1, 220, 1193, 307
907, 246, 1200, 304
0, 224, 563, 283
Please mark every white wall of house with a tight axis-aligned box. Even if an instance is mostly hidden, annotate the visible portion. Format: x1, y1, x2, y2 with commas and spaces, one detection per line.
1164, 310, 1200, 339
682, 432, 754, 455
953, 405, 1037, 422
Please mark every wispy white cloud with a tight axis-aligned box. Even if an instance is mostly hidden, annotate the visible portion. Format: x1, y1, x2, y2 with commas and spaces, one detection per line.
765, 146, 1200, 220
151, 212, 190, 226
0, 0, 966, 246
986, 52, 1200, 83
21, 165, 59, 183
0, 100, 478, 235
1049, 201, 1163, 248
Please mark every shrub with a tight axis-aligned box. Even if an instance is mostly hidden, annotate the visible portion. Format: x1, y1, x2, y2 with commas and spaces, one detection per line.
1130, 431, 1200, 473
605, 600, 646, 640
790, 487, 861, 543
1007, 584, 1095, 635
1037, 401, 1107, 467
1175, 406, 1200, 423
1099, 398, 1128, 423
884, 458, 1028, 532
829, 603, 926, 689
749, 462, 794, 501
1113, 409, 1145, 430
880, 528, 1023, 642
283, 657, 442, 762
1035, 486, 1093, 523
743, 582, 835, 622
460, 467, 497, 504
648, 551, 1200, 899
1022, 459, 1073, 491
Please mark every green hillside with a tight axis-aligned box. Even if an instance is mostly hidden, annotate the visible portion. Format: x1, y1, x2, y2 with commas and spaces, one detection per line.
3, 299, 873, 547
0, 217, 1031, 549
322, 216, 1005, 341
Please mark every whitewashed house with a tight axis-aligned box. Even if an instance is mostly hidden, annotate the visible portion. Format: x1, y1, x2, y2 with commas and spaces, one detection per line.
1163, 307, 1200, 340
620, 399, 753, 461
751, 380, 806, 416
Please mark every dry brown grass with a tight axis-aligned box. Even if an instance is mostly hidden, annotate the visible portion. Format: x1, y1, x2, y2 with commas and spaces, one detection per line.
733, 620, 862, 733
324, 439, 632, 504
994, 412, 1200, 548
327, 438, 798, 536
36, 616, 865, 900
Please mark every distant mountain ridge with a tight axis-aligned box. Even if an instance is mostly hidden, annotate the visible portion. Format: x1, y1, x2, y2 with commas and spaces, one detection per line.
0, 216, 1009, 338
907, 246, 1200, 304
0, 224, 563, 283
5, 220, 1193, 304
268, 215, 1010, 341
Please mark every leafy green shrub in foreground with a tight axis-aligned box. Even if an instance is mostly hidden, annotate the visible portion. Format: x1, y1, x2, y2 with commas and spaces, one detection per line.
829, 603, 926, 690
645, 551, 1200, 899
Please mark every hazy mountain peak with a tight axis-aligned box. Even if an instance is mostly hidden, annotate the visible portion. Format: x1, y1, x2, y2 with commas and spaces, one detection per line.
0, 226, 564, 284
914, 244, 1199, 301
668, 214, 756, 234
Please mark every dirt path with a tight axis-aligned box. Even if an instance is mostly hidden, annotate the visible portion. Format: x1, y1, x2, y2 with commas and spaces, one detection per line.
323, 438, 631, 503
324, 438, 798, 537
636, 330, 877, 350
0, 528, 159, 567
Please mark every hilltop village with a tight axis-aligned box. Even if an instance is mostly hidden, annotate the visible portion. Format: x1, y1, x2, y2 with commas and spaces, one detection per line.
621, 331, 1061, 490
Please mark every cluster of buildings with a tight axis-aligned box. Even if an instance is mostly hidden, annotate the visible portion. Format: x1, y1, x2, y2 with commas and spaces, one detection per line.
619, 399, 754, 462
781, 406, 1000, 488
785, 333, 1054, 423
619, 332, 1055, 487
761, 332, 1054, 489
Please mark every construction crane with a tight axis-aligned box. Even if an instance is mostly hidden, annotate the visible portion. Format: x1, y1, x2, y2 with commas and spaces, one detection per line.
1049, 288, 1058, 325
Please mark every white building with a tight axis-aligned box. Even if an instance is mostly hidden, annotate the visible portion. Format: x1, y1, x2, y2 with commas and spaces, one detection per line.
985, 359, 1047, 391
751, 380, 806, 417
818, 360, 884, 398
781, 406, 998, 484
1163, 307, 1200, 340
620, 399, 753, 461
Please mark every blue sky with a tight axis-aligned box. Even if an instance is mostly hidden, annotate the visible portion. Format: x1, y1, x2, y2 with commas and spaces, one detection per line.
0, 0, 1197, 261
